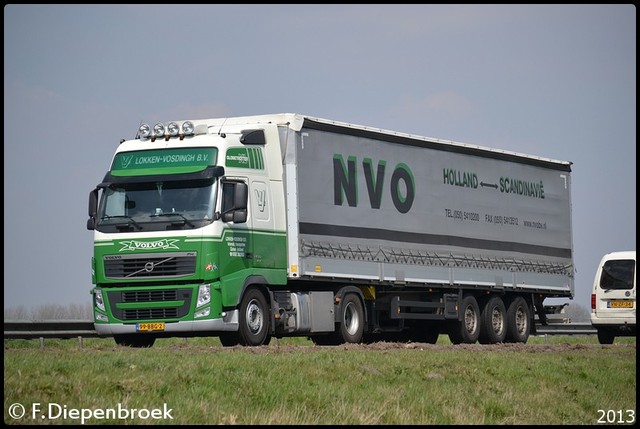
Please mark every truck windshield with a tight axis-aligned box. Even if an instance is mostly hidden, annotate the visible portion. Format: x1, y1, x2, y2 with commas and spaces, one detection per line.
97, 179, 217, 232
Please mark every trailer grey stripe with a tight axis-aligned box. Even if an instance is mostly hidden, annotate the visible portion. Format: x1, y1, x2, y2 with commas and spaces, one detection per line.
299, 222, 572, 259
301, 119, 572, 172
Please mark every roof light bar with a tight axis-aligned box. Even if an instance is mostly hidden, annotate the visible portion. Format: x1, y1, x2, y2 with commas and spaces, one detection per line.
137, 121, 199, 141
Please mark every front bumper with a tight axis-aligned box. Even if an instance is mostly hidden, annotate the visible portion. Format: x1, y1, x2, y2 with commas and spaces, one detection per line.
94, 310, 239, 335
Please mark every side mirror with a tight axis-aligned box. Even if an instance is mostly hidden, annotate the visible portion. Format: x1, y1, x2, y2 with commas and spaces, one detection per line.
234, 182, 248, 210
88, 189, 98, 218
87, 188, 99, 230
233, 209, 247, 223
240, 129, 266, 145
125, 197, 136, 210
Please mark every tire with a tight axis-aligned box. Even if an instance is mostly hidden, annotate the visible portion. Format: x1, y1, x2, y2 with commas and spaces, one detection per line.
238, 288, 270, 346
597, 328, 615, 345
114, 334, 156, 348
504, 296, 531, 343
263, 334, 272, 346
221, 331, 271, 347
218, 332, 240, 347
336, 293, 365, 344
448, 295, 481, 344
479, 296, 507, 344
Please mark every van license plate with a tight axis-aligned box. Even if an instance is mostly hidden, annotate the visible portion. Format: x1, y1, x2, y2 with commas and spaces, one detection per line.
608, 301, 633, 309
136, 322, 165, 332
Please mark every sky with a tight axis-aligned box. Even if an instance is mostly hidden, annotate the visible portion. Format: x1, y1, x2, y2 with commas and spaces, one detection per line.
4, 4, 636, 315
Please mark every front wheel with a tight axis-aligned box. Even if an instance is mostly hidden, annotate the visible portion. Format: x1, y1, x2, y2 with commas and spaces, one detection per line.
238, 288, 270, 346
336, 293, 365, 344
218, 332, 240, 347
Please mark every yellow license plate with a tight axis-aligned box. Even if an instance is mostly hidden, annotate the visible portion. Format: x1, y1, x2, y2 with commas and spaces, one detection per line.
136, 322, 165, 332
609, 301, 634, 309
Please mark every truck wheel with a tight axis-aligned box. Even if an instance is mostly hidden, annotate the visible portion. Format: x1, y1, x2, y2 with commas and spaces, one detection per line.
597, 329, 615, 345
238, 288, 270, 346
479, 296, 507, 344
114, 334, 156, 348
448, 295, 481, 344
218, 332, 240, 347
336, 293, 364, 343
504, 296, 531, 343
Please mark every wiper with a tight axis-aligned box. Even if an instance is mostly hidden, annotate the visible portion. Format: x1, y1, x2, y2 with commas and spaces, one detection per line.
102, 215, 143, 230
153, 212, 196, 228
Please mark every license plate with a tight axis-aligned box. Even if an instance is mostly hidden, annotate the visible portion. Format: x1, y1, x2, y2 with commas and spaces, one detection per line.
136, 322, 165, 332
608, 301, 634, 309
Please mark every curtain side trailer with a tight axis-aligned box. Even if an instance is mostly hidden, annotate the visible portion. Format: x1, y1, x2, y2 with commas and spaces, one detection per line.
87, 113, 574, 347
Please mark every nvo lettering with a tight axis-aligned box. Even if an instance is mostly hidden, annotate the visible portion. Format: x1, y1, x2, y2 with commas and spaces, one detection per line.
333, 154, 415, 214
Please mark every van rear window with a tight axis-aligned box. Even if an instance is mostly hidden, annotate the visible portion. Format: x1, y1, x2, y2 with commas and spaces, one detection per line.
599, 259, 635, 290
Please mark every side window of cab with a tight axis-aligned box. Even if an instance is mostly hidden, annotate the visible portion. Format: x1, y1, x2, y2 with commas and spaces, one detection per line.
220, 180, 248, 223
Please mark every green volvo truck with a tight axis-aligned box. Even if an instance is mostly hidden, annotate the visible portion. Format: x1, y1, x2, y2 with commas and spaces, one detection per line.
87, 113, 575, 347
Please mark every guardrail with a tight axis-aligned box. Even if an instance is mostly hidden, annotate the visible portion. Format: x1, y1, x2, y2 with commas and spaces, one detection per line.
4, 320, 99, 339
4, 318, 596, 348
4, 320, 99, 348
535, 322, 596, 336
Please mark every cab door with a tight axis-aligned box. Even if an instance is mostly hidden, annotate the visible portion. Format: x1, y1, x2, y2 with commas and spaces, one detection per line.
218, 178, 252, 276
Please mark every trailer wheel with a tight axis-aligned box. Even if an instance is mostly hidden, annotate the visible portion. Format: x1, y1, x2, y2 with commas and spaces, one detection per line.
504, 296, 530, 343
114, 334, 156, 348
448, 295, 481, 344
238, 288, 270, 346
479, 296, 507, 344
336, 293, 364, 344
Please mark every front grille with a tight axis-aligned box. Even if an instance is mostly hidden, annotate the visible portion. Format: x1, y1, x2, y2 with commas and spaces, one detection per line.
107, 288, 192, 321
122, 290, 178, 302
104, 252, 196, 279
123, 308, 178, 320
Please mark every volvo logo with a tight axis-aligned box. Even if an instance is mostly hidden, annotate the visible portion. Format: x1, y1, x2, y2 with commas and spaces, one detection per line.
125, 256, 174, 278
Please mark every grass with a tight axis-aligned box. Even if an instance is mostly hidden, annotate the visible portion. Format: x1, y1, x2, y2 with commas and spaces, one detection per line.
4, 336, 636, 425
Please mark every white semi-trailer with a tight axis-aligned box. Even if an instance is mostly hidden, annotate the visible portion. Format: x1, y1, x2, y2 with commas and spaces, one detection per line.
87, 113, 574, 347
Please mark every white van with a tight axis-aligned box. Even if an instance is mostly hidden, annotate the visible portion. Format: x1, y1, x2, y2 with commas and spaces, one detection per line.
590, 250, 636, 344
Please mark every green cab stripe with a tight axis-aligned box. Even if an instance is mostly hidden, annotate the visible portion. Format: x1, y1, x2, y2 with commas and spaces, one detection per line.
110, 148, 218, 177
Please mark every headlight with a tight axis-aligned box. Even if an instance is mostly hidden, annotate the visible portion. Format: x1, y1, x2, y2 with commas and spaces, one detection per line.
182, 121, 195, 136
138, 123, 151, 139
153, 123, 166, 138
167, 122, 180, 136
94, 289, 106, 312
194, 307, 211, 319
197, 283, 211, 307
